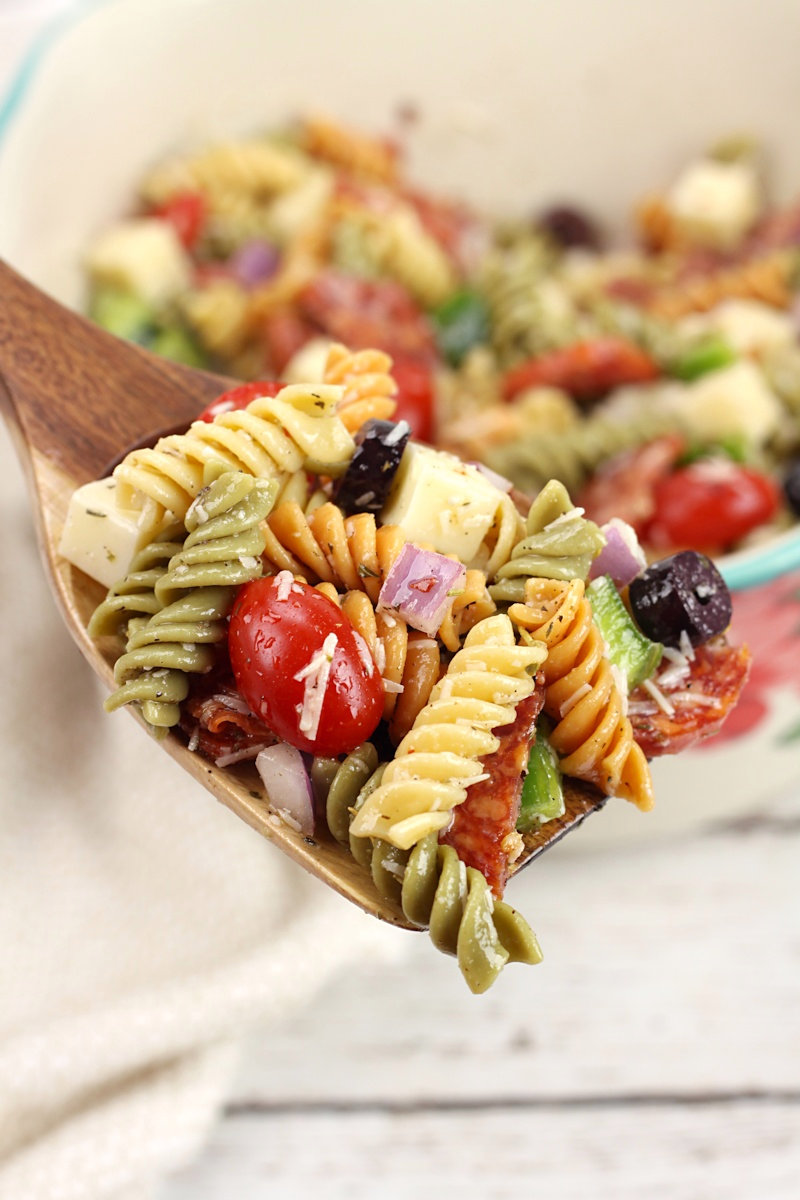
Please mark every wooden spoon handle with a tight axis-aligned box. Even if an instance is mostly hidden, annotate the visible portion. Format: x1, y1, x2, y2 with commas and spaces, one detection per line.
0, 260, 229, 483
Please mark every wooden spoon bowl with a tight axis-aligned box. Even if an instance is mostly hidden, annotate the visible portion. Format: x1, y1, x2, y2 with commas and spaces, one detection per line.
0, 260, 606, 927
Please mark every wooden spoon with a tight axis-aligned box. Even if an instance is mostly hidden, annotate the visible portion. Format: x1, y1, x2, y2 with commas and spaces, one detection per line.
0, 260, 606, 928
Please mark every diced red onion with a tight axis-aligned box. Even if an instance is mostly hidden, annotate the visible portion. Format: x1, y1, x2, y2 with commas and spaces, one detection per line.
378, 543, 466, 636
467, 461, 514, 493
588, 517, 647, 587
232, 239, 280, 287
256, 743, 315, 836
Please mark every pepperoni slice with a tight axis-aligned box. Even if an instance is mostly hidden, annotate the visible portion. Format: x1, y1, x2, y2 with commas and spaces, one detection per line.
440, 683, 545, 898
630, 641, 752, 757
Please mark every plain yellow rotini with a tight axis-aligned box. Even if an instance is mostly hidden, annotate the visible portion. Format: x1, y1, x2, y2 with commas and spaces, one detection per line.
180, 277, 253, 359
349, 613, 547, 850
323, 342, 398, 433
360, 203, 458, 309
113, 384, 354, 523
508, 577, 654, 811
140, 137, 311, 207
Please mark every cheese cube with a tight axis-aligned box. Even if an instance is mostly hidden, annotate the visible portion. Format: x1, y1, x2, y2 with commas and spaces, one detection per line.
85, 218, 191, 308
59, 477, 168, 589
282, 337, 334, 385
672, 360, 782, 447
667, 159, 761, 251
681, 299, 795, 357
381, 443, 503, 564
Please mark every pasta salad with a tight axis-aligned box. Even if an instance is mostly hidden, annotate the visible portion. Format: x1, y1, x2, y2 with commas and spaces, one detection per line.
59, 345, 750, 992
83, 117, 800, 562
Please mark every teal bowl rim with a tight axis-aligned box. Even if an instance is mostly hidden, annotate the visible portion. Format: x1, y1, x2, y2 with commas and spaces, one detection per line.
2, 0, 800, 595
0, 1, 114, 151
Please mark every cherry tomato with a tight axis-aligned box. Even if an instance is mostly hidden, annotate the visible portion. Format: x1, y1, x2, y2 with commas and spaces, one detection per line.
197, 381, 283, 423
152, 191, 206, 250
648, 462, 781, 552
501, 336, 659, 402
228, 577, 384, 756
390, 356, 435, 442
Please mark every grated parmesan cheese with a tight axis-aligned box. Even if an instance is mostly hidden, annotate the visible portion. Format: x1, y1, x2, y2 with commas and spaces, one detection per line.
352, 631, 376, 678
641, 677, 675, 717
275, 570, 294, 601
294, 633, 338, 742
671, 690, 722, 708
385, 420, 410, 445
559, 682, 592, 717
610, 663, 629, 717
545, 506, 585, 529
214, 743, 270, 767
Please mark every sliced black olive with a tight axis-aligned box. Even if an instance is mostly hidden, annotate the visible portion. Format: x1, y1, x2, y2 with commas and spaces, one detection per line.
333, 418, 411, 516
536, 205, 603, 252
628, 550, 732, 648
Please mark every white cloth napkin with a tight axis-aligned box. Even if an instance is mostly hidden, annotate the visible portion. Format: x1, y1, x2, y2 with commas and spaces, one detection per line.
0, 424, 405, 1199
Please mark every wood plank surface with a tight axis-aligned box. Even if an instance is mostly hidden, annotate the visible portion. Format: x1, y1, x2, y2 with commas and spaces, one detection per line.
158, 1102, 800, 1200
161, 803, 800, 1199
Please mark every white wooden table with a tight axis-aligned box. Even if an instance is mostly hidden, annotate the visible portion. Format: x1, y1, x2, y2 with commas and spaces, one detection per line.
160, 791, 800, 1199
2, 7, 798, 1196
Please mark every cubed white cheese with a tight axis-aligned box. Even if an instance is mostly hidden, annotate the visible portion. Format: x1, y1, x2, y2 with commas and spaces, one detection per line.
282, 337, 334, 385
666, 159, 762, 250
672, 359, 782, 447
59, 477, 168, 589
265, 166, 334, 245
380, 443, 502, 563
85, 218, 192, 308
680, 299, 795, 356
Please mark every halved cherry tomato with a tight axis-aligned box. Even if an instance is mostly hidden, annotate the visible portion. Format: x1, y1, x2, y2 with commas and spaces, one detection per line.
152, 190, 206, 250
228, 577, 384, 756
197, 381, 283, 422
647, 461, 781, 552
390, 356, 435, 442
501, 336, 659, 402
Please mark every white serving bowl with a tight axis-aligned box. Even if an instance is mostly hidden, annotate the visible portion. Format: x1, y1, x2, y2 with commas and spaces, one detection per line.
2, 0, 800, 848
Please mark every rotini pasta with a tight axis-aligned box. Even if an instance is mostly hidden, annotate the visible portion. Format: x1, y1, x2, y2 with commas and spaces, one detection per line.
490, 480, 606, 602
647, 250, 795, 320
349, 614, 547, 849
299, 113, 399, 184
103, 471, 275, 729
509, 577, 654, 811
264, 498, 495, 652
180, 277, 253, 360
483, 402, 686, 498
112, 383, 354, 522
480, 231, 577, 367
88, 525, 184, 640
323, 342, 398, 433
315, 582, 440, 739
315, 745, 542, 993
